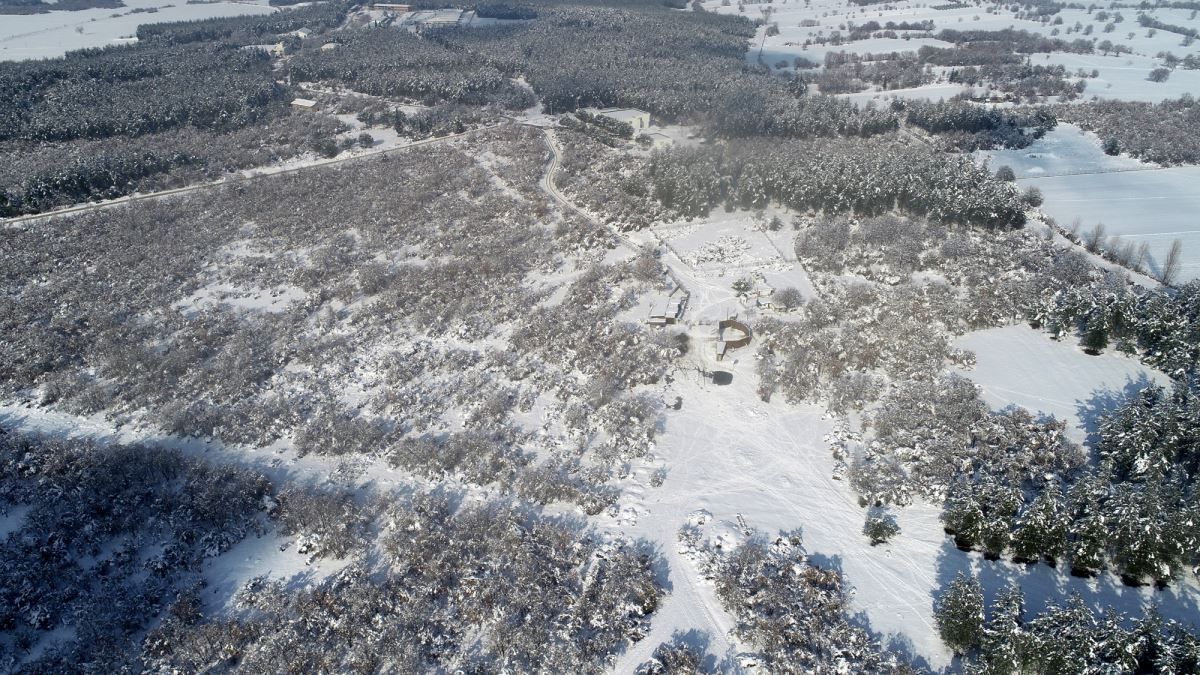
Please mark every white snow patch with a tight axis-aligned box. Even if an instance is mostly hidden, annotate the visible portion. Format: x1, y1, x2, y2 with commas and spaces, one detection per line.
954, 325, 1170, 444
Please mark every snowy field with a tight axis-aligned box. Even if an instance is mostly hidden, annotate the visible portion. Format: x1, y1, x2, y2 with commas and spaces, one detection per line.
704, 0, 1200, 102
980, 123, 1146, 179
0, 0, 274, 61
982, 124, 1200, 282
1020, 167, 1200, 282
955, 325, 1172, 445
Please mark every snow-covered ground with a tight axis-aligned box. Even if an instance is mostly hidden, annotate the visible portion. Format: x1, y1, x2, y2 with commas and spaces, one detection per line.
955, 325, 1171, 445
0, 0, 274, 61
1020, 167, 1200, 282
608, 321, 1196, 672
607, 335, 954, 670
979, 123, 1146, 178
704, 0, 1200, 103
981, 124, 1200, 282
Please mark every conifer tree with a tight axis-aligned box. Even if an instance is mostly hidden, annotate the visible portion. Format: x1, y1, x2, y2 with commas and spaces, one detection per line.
978, 583, 1026, 675
935, 572, 985, 655
1010, 480, 1068, 565
978, 476, 1022, 560
942, 477, 984, 550
1082, 311, 1109, 354
1066, 470, 1109, 576
1022, 595, 1098, 673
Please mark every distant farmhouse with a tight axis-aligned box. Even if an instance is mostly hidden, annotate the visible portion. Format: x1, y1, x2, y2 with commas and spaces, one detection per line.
588, 107, 651, 129
404, 8, 466, 30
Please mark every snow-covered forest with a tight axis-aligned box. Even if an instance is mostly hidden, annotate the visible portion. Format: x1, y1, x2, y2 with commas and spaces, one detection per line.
2, 0, 1200, 670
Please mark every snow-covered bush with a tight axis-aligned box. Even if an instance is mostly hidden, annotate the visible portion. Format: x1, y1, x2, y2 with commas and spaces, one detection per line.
713, 532, 917, 672
149, 492, 664, 672
863, 508, 901, 545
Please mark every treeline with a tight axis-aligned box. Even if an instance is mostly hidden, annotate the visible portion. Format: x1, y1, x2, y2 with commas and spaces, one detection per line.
936, 576, 1200, 670
475, 2, 537, 19
935, 28, 1095, 54
1038, 279, 1200, 380
0, 0, 122, 14
647, 136, 1027, 228
1056, 96, 1200, 165
911, 33, 1091, 101
1138, 12, 1199, 37
0, 114, 343, 217
902, 99, 1056, 150
0, 42, 285, 143
948, 61, 1087, 101
816, 52, 933, 94
134, 2, 346, 44
862, 376, 1200, 587
941, 385, 1199, 585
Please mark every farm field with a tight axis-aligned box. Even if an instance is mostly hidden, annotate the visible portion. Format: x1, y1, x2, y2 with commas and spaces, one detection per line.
983, 124, 1200, 281
0, 0, 273, 61
1021, 167, 1200, 281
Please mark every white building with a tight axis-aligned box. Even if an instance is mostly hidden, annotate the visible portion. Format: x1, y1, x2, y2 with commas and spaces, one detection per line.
291, 98, 318, 111
589, 107, 651, 129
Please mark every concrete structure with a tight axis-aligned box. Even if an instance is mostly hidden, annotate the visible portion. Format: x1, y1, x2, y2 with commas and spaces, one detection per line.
373, 2, 411, 10
591, 107, 651, 129
715, 318, 751, 361
291, 98, 318, 111
405, 8, 464, 29
291, 28, 312, 39
647, 289, 688, 326
644, 132, 673, 149
320, 42, 340, 51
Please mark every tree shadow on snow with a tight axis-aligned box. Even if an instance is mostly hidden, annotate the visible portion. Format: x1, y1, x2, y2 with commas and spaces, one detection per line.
1073, 372, 1155, 449
932, 537, 1200, 645
807, 551, 938, 673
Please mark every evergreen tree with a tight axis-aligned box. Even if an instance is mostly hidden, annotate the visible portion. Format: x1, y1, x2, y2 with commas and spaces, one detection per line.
1109, 468, 1176, 585
1066, 470, 1109, 576
978, 476, 1022, 560
977, 582, 1026, 675
935, 572, 985, 656
1022, 595, 1098, 673
1010, 480, 1069, 565
1082, 311, 1109, 354
863, 507, 901, 545
942, 476, 984, 550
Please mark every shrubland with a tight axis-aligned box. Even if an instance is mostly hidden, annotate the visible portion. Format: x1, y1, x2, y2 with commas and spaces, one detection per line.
0, 125, 675, 510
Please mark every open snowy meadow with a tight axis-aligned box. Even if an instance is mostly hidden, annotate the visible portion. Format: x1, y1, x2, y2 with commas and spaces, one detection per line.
0, 0, 273, 61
